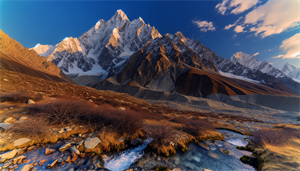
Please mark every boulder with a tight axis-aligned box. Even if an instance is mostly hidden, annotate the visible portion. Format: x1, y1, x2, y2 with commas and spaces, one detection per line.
131, 138, 142, 146
58, 128, 65, 134
18, 116, 28, 121
59, 143, 71, 152
27, 99, 35, 104
13, 138, 31, 146
13, 155, 27, 164
47, 159, 58, 168
0, 149, 21, 162
119, 107, 126, 110
3, 117, 14, 123
84, 137, 101, 149
70, 146, 80, 155
20, 164, 33, 171
45, 148, 55, 155
0, 123, 13, 130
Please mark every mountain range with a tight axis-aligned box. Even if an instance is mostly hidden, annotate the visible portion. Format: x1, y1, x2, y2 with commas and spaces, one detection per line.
29, 10, 299, 97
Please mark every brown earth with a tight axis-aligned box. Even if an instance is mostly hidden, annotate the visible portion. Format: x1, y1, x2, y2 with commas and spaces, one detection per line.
0, 29, 73, 83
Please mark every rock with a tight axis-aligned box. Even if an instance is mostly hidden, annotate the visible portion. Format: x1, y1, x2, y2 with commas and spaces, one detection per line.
0, 123, 13, 130
18, 116, 28, 121
45, 148, 56, 155
198, 143, 209, 150
27, 99, 35, 104
118, 138, 124, 142
13, 155, 27, 164
9, 107, 13, 110
3, 79, 8, 82
118, 107, 126, 110
39, 160, 46, 165
169, 141, 175, 146
71, 152, 78, 162
47, 159, 58, 168
14, 138, 31, 146
59, 143, 72, 152
88, 99, 93, 102
65, 127, 72, 132
58, 128, 65, 134
172, 168, 180, 171
70, 146, 80, 155
3, 117, 14, 123
63, 155, 71, 163
131, 138, 142, 146
20, 164, 33, 171
2, 160, 13, 168
27, 146, 35, 151
0, 149, 21, 162
84, 137, 101, 149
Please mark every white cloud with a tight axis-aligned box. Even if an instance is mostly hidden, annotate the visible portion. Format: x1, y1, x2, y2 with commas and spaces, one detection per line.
235, 43, 240, 46
224, 16, 243, 30
222, 0, 300, 38
244, 0, 300, 38
216, 0, 259, 15
253, 52, 259, 56
277, 33, 300, 59
269, 62, 275, 65
192, 20, 216, 32
215, 0, 229, 15
272, 55, 284, 59
234, 25, 244, 33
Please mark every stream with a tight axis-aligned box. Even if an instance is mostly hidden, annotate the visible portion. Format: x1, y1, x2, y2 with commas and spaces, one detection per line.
2, 130, 256, 171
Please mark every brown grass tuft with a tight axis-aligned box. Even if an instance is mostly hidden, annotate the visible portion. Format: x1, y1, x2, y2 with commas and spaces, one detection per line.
12, 117, 49, 138
0, 91, 42, 103
172, 117, 214, 137
251, 128, 300, 147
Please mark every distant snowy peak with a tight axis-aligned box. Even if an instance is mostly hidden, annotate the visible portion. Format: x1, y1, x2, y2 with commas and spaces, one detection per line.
230, 52, 286, 78
32, 9, 162, 77
30, 44, 56, 57
231, 52, 258, 67
278, 63, 300, 81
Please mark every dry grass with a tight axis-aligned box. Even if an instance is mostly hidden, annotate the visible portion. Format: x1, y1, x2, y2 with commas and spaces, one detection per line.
251, 128, 300, 147
12, 117, 49, 138
0, 91, 42, 103
98, 130, 125, 152
171, 116, 214, 138
145, 123, 177, 156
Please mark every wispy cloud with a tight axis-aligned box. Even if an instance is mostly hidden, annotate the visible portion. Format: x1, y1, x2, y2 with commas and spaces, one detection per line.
221, 0, 300, 38
253, 52, 259, 56
235, 43, 240, 46
224, 16, 243, 30
216, 0, 260, 15
232, 34, 237, 39
272, 55, 284, 59
192, 20, 216, 32
277, 33, 300, 59
234, 25, 245, 33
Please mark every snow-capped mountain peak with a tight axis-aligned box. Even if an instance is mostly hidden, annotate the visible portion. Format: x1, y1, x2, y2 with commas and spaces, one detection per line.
230, 52, 287, 78
278, 63, 300, 82
111, 9, 129, 22
32, 9, 161, 78
30, 43, 56, 57
231, 52, 258, 66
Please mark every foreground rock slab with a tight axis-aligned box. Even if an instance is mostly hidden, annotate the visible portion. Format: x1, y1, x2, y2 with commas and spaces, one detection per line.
84, 137, 101, 149
14, 138, 31, 146
0, 149, 21, 162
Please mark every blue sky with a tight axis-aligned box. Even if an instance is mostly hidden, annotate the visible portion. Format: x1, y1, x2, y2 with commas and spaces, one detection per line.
1, 0, 299, 68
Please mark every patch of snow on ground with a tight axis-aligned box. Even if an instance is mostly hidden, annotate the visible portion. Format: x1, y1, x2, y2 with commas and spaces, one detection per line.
220, 71, 261, 84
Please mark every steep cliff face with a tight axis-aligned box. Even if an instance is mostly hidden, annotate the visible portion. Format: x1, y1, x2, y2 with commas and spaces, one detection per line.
0, 30, 73, 83
278, 63, 300, 81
